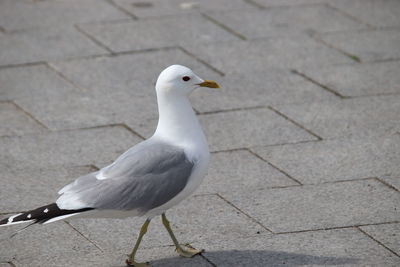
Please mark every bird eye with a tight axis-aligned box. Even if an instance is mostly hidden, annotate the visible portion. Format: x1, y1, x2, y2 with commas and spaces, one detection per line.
182, 76, 191, 82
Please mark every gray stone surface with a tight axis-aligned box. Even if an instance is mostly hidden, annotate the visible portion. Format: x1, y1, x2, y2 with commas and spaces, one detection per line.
68, 195, 265, 252
273, 95, 400, 139
330, 0, 400, 28
195, 229, 400, 266
0, 64, 79, 102
197, 150, 298, 194
79, 14, 239, 53
190, 69, 337, 113
0, 102, 47, 137
207, 4, 366, 39
0, 0, 130, 31
113, 0, 255, 18
299, 61, 400, 97
16, 49, 217, 131
360, 223, 400, 256
0, 26, 107, 66
221, 179, 400, 233
0, 126, 141, 169
0, 222, 104, 266
252, 134, 400, 184
0, 165, 95, 212
199, 108, 318, 151
185, 35, 353, 74
319, 29, 400, 62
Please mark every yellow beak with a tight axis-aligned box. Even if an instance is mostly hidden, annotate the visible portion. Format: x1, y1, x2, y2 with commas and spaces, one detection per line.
197, 80, 220, 88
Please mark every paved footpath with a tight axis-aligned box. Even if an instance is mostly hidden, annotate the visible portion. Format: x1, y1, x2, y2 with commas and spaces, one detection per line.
0, 0, 399, 266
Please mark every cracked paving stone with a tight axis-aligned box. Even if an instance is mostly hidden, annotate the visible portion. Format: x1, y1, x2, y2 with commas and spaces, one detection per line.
298, 61, 400, 97
252, 134, 400, 184
0, 102, 47, 137
68, 194, 265, 253
360, 223, 400, 256
0, 0, 130, 31
193, 228, 400, 266
272, 95, 400, 139
79, 14, 239, 53
184, 35, 353, 74
113, 0, 255, 18
0, 165, 96, 213
0, 126, 141, 169
0, 26, 107, 66
221, 179, 400, 233
318, 29, 400, 62
206, 4, 366, 39
197, 150, 298, 194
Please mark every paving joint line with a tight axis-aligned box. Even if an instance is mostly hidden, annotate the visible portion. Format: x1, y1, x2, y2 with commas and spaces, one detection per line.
201, 13, 247, 41
45, 62, 91, 92
374, 177, 399, 192
74, 25, 115, 54
119, 123, 146, 140
64, 221, 104, 252
216, 193, 274, 233
357, 227, 400, 258
247, 148, 303, 185
10, 101, 50, 130
106, 0, 138, 19
311, 35, 361, 63
199, 254, 218, 267
178, 47, 225, 76
268, 106, 323, 141
291, 69, 345, 99
275, 221, 400, 235
198, 105, 266, 116
325, 3, 375, 29
242, 0, 265, 9
0, 61, 45, 70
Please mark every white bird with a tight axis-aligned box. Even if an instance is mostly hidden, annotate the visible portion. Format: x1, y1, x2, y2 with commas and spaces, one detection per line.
0, 65, 220, 267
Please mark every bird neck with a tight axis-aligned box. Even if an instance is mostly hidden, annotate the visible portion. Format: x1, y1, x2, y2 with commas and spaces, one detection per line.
153, 91, 207, 148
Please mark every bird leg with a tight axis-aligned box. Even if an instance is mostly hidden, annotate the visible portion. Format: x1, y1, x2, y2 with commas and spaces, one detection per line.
161, 213, 203, 258
126, 219, 151, 267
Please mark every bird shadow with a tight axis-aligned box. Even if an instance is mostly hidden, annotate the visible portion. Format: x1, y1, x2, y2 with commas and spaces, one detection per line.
147, 249, 359, 267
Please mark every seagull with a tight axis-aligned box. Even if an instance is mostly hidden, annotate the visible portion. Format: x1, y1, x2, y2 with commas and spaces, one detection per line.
0, 65, 220, 267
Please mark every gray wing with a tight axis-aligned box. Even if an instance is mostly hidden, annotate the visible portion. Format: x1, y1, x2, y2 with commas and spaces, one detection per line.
57, 140, 194, 214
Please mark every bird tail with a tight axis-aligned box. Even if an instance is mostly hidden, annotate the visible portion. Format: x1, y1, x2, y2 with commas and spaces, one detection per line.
0, 203, 93, 227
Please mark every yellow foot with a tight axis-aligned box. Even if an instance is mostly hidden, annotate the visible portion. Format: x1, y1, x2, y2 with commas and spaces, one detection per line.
176, 244, 204, 258
125, 259, 150, 267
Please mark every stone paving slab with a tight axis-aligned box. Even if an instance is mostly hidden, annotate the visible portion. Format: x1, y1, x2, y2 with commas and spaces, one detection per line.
0, 0, 130, 31
190, 69, 337, 113
79, 14, 239, 53
195, 229, 400, 266
0, 27, 108, 67
198, 108, 318, 152
0, 126, 141, 169
221, 179, 400, 233
319, 29, 400, 62
68, 194, 265, 252
298, 61, 400, 97
113, 0, 255, 18
0, 64, 78, 101
0, 102, 47, 137
0, 222, 103, 266
251, 134, 400, 184
18, 49, 217, 131
272, 95, 400, 139
0, 165, 95, 213
360, 223, 400, 256
207, 4, 367, 40
330, 0, 400, 28
197, 150, 298, 194
185, 35, 353, 74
